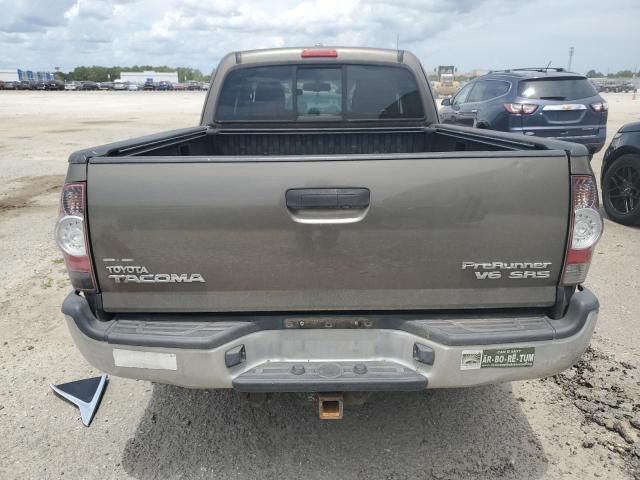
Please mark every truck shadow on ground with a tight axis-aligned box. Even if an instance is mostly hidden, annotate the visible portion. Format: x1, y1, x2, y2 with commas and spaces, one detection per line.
121, 384, 547, 480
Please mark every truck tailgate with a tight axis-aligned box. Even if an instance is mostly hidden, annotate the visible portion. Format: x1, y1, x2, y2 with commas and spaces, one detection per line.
87, 152, 570, 313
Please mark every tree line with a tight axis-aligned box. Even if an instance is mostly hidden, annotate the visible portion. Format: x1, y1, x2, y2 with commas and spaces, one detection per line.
55, 65, 635, 83
56, 66, 210, 83
586, 69, 638, 78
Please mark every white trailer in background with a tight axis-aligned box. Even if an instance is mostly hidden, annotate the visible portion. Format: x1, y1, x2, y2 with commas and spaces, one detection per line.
0, 69, 20, 82
119, 71, 178, 84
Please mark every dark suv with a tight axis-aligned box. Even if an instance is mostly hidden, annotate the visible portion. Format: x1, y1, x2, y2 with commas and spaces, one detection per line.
439, 68, 608, 153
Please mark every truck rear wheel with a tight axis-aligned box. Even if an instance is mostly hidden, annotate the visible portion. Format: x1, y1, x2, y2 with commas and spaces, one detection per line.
603, 154, 640, 226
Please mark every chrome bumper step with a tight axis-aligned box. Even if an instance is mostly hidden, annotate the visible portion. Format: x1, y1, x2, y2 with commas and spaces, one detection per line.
232, 361, 427, 392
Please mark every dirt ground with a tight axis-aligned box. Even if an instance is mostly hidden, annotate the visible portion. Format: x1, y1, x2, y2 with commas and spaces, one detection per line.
0, 91, 639, 480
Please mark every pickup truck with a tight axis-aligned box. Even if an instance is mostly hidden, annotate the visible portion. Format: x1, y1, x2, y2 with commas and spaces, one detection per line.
56, 47, 603, 417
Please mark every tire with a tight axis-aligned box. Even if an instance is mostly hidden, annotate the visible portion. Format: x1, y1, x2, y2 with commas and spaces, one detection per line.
602, 154, 640, 226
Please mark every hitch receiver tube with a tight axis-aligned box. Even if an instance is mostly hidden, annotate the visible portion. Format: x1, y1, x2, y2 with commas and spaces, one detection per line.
318, 393, 344, 420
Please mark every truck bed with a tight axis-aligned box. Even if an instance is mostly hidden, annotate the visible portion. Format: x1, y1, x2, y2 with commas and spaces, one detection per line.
95, 125, 546, 158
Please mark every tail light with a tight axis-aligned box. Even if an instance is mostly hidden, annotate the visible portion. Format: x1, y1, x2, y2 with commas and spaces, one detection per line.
562, 176, 603, 285
590, 101, 608, 112
503, 103, 538, 115
301, 49, 338, 58
55, 182, 96, 291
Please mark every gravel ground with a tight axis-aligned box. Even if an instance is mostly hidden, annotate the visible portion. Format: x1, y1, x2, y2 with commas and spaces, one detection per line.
0, 91, 639, 480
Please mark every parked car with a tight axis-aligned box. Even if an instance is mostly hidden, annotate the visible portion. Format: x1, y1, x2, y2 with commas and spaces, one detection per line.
57, 47, 601, 418
621, 82, 638, 93
173, 83, 187, 91
143, 80, 155, 90
79, 81, 100, 91
36, 80, 62, 90
186, 80, 201, 90
45, 80, 65, 91
439, 68, 608, 154
594, 79, 637, 93
99, 82, 114, 90
20, 80, 38, 90
3, 81, 20, 90
65, 81, 80, 91
0, 80, 4, 90
113, 80, 127, 91
156, 81, 174, 91
601, 121, 640, 225
127, 83, 139, 91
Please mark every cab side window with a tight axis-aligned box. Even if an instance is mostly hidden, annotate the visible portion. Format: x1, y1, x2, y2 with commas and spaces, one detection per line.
466, 81, 486, 103
466, 79, 510, 103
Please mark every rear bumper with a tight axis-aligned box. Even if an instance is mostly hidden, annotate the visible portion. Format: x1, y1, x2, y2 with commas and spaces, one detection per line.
62, 289, 599, 391
509, 127, 606, 153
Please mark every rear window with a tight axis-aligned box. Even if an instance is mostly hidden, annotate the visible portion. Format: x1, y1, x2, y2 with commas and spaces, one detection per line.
518, 78, 597, 101
297, 67, 342, 117
216, 66, 294, 121
216, 64, 424, 122
345, 65, 423, 119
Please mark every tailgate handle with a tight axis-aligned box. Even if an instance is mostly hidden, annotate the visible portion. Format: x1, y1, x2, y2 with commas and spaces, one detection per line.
286, 188, 370, 210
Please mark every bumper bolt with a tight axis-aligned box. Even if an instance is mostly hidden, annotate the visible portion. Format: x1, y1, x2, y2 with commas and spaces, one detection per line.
353, 364, 367, 375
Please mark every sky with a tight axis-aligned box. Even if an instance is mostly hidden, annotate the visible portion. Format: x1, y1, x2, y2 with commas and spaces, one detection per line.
0, 0, 638, 75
